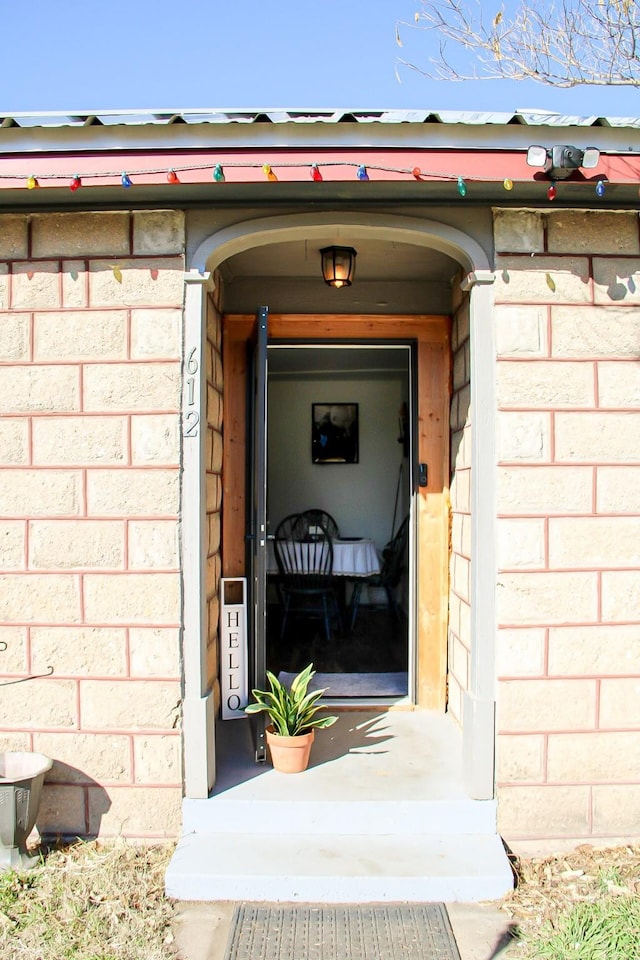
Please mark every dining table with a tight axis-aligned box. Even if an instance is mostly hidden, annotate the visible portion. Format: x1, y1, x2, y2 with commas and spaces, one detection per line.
266, 537, 380, 578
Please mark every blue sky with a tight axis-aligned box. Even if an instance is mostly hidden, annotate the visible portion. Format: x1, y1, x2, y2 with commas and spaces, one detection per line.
1, 0, 638, 116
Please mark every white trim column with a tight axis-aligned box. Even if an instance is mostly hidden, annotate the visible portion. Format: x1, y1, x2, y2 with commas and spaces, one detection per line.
182, 268, 216, 798
460, 269, 497, 800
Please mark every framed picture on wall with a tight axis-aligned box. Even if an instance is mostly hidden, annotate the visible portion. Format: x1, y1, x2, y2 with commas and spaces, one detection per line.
312, 403, 359, 464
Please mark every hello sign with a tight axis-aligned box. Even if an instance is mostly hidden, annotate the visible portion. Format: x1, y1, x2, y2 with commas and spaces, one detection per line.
220, 578, 248, 720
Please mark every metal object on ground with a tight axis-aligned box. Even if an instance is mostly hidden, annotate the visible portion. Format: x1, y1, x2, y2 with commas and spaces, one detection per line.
224, 903, 462, 960
0, 751, 52, 871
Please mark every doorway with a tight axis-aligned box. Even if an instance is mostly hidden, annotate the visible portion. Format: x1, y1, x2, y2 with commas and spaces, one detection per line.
266, 343, 414, 701
221, 312, 450, 712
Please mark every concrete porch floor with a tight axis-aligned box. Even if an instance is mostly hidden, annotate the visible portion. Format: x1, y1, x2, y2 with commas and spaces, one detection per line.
166, 709, 514, 903
212, 709, 477, 805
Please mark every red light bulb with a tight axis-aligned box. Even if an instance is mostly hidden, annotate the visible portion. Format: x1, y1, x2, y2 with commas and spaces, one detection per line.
547, 182, 557, 201
167, 169, 179, 184
310, 164, 322, 182
412, 167, 421, 179
70, 175, 81, 192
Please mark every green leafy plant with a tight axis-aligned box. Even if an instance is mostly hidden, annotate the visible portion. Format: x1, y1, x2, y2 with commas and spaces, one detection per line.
245, 663, 338, 737
532, 896, 640, 960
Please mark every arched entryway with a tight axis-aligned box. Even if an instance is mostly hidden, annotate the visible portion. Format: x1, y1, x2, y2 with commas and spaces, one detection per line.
181, 211, 496, 802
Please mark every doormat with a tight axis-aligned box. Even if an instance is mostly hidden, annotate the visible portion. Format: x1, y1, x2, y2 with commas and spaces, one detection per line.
224, 903, 461, 960
277, 671, 407, 697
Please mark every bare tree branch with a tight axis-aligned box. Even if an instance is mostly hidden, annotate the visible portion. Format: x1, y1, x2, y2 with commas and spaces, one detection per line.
397, 0, 640, 87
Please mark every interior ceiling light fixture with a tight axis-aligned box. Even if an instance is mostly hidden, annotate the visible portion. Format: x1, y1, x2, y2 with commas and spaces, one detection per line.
320, 246, 357, 288
526, 144, 600, 180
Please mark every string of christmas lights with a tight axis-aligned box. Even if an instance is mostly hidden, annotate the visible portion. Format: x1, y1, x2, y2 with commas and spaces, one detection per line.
0, 158, 612, 197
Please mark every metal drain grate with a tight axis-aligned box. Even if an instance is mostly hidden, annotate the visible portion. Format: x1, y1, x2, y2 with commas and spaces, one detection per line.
224, 903, 462, 960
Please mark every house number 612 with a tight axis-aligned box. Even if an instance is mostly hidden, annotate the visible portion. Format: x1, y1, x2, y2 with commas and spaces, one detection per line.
183, 346, 200, 438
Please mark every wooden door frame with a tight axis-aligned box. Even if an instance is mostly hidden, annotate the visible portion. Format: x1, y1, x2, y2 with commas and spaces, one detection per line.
222, 314, 451, 710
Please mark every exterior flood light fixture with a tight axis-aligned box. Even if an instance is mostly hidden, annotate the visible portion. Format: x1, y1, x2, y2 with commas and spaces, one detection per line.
320, 246, 357, 288
527, 144, 600, 180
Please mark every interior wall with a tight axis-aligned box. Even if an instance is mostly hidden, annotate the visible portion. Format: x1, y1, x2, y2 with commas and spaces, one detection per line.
268, 372, 408, 549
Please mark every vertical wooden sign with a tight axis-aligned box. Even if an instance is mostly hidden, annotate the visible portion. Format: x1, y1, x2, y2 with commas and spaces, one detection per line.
220, 578, 248, 719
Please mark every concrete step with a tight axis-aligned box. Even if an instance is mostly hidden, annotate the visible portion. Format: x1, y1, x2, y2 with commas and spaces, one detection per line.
181, 795, 498, 836
167, 712, 514, 905
165, 830, 514, 903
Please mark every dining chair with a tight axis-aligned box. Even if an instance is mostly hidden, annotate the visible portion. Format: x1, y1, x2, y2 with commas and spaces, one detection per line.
294, 509, 340, 542
273, 514, 342, 643
349, 514, 409, 631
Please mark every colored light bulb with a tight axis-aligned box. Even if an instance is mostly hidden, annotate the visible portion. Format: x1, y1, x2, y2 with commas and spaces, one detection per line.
457, 176, 467, 197
503, 177, 514, 191
121, 172, 132, 188
26, 175, 38, 190
213, 164, 225, 182
412, 167, 421, 179
357, 165, 369, 181
596, 179, 606, 197
547, 182, 557, 200
167, 169, 179, 184
262, 164, 277, 181
70, 175, 81, 192
310, 164, 322, 182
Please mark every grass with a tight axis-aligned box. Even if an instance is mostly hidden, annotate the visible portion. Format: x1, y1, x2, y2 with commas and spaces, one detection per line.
2, 837, 640, 960
499, 844, 640, 959
0, 840, 176, 960
532, 896, 640, 960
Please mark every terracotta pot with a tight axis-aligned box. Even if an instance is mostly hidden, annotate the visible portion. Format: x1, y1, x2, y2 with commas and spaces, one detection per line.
265, 726, 315, 773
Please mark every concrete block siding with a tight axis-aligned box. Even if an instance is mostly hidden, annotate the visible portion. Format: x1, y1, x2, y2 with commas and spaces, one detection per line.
2, 203, 638, 847
0, 210, 185, 838
493, 209, 640, 843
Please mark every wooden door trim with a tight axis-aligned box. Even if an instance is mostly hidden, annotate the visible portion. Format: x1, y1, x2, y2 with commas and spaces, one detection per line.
222, 314, 451, 710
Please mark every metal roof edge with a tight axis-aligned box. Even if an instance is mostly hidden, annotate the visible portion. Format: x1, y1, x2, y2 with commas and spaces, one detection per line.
1, 109, 639, 158
1, 107, 639, 128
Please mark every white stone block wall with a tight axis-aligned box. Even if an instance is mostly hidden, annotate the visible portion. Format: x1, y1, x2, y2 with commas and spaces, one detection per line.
0, 211, 185, 838
448, 277, 472, 725
493, 208, 640, 844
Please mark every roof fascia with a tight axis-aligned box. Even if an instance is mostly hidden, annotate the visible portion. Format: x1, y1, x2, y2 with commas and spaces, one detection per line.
1, 121, 639, 156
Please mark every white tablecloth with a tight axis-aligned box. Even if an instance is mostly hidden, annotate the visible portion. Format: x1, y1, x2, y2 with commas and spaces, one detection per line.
267, 538, 380, 577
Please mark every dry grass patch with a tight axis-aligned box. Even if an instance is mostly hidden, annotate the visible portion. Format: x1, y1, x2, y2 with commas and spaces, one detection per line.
499, 844, 640, 958
0, 840, 176, 960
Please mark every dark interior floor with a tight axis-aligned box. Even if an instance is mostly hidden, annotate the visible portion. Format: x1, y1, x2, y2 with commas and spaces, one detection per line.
266, 602, 408, 675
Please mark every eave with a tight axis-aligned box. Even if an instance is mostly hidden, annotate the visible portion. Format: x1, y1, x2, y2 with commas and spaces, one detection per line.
0, 144, 639, 211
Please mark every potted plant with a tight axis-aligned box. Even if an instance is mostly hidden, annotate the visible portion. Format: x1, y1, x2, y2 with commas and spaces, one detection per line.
245, 663, 337, 773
